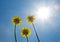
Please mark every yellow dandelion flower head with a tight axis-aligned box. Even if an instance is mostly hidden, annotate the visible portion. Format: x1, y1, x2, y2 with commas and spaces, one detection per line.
12, 16, 22, 26
21, 27, 31, 38
26, 15, 35, 24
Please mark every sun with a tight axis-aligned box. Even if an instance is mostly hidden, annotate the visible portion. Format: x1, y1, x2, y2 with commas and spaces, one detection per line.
35, 6, 51, 21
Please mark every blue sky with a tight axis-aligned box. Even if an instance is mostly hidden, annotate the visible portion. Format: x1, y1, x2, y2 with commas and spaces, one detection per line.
0, 0, 60, 42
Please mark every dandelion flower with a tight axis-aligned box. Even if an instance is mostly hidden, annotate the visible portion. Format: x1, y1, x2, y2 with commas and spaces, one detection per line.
12, 16, 22, 25
26, 15, 40, 42
21, 27, 31, 38
12, 16, 22, 42
26, 15, 35, 24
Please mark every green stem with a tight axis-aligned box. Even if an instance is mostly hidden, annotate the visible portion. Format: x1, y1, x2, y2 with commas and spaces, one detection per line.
26, 36, 28, 42
32, 23, 40, 42
14, 24, 17, 42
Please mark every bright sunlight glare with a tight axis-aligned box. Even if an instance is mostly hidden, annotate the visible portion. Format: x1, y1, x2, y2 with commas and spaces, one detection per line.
35, 6, 51, 21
